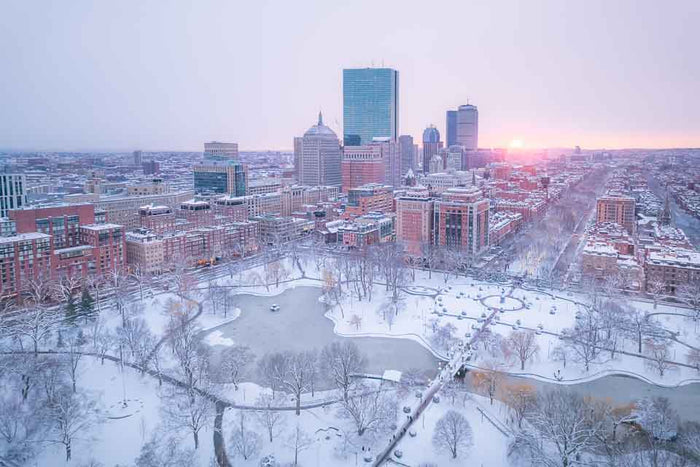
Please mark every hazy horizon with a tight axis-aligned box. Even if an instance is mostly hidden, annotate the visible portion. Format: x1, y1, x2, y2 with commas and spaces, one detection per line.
1, 0, 699, 152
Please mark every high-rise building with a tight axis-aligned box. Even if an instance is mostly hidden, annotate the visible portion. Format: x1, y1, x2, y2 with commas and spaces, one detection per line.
341, 144, 387, 193
133, 150, 143, 166
343, 68, 399, 146
422, 126, 442, 174
456, 104, 478, 150
204, 141, 239, 160
398, 135, 415, 177
193, 160, 248, 196
0, 174, 26, 218
295, 112, 342, 188
433, 187, 489, 255
596, 194, 636, 234
396, 186, 434, 256
446, 110, 457, 147
445, 145, 464, 171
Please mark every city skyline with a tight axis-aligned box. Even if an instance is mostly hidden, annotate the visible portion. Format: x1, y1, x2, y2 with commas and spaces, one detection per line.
1, 0, 699, 152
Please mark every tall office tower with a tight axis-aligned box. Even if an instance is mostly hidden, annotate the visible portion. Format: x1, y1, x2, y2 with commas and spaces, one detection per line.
398, 135, 415, 178
343, 68, 399, 146
193, 160, 248, 196
422, 125, 442, 174
295, 112, 342, 188
133, 150, 143, 166
293, 137, 303, 181
204, 141, 239, 160
456, 104, 478, 150
446, 110, 457, 147
0, 174, 26, 217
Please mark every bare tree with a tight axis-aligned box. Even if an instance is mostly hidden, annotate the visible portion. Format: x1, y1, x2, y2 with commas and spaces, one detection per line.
502, 383, 536, 428
563, 308, 602, 372
0, 390, 47, 465
117, 317, 150, 364
339, 383, 397, 437
321, 341, 368, 402
258, 350, 317, 415
470, 360, 503, 405
48, 389, 99, 461
254, 393, 285, 442
217, 344, 254, 390
508, 330, 540, 371
644, 339, 675, 377
432, 410, 473, 459
511, 389, 607, 467
106, 264, 130, 326
64, 333, 84, 392
229, 411, 262, 460
161, 388, 212, 450
647, 279, 667, 309
14, 299, 57, 356
678, 280, 700, 320
286, 423, 313, 466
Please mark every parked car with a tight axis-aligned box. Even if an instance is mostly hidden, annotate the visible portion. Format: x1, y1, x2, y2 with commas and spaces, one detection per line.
270, 304, 280, 312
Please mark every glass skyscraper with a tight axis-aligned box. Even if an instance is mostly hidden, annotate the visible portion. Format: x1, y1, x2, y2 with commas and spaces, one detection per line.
343, 68, 399, 146
446, 110, 457, 147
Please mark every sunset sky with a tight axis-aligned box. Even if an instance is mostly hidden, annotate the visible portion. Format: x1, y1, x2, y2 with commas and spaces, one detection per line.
1, 0, 698, 152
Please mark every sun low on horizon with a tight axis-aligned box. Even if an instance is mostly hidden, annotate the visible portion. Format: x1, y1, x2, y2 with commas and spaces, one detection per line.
509, 139, 524, 149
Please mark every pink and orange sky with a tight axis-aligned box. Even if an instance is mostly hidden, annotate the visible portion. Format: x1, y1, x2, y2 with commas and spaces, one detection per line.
1, 0, 698, 151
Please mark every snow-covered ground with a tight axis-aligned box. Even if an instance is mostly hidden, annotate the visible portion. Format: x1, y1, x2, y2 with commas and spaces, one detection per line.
32, 253, 700, 466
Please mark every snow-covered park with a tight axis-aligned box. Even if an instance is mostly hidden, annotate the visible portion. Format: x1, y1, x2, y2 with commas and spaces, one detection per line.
3, 249, 700, 466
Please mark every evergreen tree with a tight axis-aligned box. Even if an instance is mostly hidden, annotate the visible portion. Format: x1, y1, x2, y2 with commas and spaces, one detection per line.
80, 288, 94, 318
65, 293, 77, 323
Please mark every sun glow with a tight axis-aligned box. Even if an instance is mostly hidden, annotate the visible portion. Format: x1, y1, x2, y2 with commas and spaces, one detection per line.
509, 139, 524, 149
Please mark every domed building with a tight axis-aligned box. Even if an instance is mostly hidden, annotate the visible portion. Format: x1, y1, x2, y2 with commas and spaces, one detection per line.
293, 112, 342, 188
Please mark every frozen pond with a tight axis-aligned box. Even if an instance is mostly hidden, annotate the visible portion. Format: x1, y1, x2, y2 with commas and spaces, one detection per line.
206, 286, 700, 421
208, 286, 440, 382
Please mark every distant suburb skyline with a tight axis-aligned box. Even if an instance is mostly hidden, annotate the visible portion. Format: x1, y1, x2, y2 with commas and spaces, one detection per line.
1, 0, 699, 152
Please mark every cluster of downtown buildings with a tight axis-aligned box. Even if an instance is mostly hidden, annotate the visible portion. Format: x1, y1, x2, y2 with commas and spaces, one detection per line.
0, 68, 697, 299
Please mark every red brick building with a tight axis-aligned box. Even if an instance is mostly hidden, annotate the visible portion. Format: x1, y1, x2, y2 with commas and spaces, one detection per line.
10, 203, 95, 249
396, 187, 434, 256
79, 224, 126, 275
139, 204, 175, 233
341, 146, 385, 193
433, 187, 490, 255
0, 233, 52, 297
344, 184, 394, 219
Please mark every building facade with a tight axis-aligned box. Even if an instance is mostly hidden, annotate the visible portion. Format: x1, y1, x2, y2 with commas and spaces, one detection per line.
398, 134, 415, 178
343, 68, 399, 146
0, 174, 27, 218
193, 160, 248, 196
204, 141, 239, 160
456, 104, 478, 150
433, 187, 489, 255
422, 126, 442, 174
446, 110, 458, 147
596, 194, 636, 234
295, 113, 342, 188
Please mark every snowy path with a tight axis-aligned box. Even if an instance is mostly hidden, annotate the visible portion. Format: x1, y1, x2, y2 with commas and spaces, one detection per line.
373, 295, 503, 465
